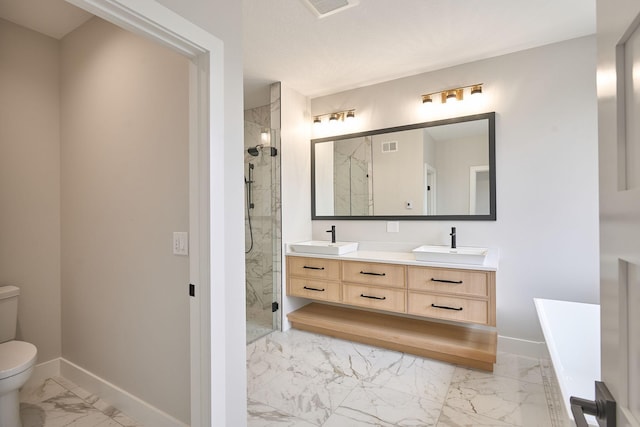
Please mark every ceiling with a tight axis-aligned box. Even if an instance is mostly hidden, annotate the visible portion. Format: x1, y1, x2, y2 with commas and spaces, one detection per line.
243, 0, 596, 108
0, 0, 596, 110
0, 0, 92, 39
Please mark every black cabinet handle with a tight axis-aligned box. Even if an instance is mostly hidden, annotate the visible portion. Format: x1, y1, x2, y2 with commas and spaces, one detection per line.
360, 271, 386, 276
303, 266, 325, 270
431, 303, 463, 311
360, 294, 386, 300
303, 286, 325, 292
431, 278, 463, 284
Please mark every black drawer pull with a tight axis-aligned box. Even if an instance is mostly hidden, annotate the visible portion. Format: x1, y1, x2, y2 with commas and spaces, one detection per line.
303, 286, 325, 292
360, 294, 386, 300
303, 266, 325, 270
431, 303, 463, 311
430, 278, 463, 284
360, 271, 386, 276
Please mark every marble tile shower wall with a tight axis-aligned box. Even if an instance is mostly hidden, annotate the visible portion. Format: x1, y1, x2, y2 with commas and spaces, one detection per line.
244, 100, 281, 337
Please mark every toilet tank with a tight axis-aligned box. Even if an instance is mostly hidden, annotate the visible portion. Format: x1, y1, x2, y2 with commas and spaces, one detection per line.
0, 286, 20, 343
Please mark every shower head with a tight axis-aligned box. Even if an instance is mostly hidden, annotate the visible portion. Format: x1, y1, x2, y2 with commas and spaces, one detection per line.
247, 144, 278, 157
247, 145, 261, 156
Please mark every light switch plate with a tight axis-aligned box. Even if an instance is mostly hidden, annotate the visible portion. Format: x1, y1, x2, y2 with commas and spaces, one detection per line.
173, 232, 189, 255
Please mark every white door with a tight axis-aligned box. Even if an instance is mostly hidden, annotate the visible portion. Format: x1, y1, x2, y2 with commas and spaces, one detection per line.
595, 1, 640, 426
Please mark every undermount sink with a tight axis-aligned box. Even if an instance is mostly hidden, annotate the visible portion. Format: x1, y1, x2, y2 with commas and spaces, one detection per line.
289, 240, 359, 255
412, 245, 488, 265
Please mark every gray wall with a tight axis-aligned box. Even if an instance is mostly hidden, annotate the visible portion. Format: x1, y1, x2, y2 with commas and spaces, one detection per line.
60, 18, 190, 423
0, 18, 62, 363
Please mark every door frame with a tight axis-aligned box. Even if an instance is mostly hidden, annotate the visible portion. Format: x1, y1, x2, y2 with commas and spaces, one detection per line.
66, 1, 223, 425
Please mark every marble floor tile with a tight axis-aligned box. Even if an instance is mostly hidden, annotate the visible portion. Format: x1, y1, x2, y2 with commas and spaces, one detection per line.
249, 329, 418, 384
493, 353, 544, 385
19, 377, 143, 427
247, 329, 566, 427
324, 382, 443, 427
445, 373, 551, 426
366, 354, 454, 403
247, 400, 317, 427
20, 378, 68, 405
250, 363, 360, 426
21, 390, 115, 427
436, 404, 514, 426
451, 353, 543, 386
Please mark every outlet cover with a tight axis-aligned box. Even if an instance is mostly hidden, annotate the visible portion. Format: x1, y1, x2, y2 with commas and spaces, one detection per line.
386, 221, 399, 233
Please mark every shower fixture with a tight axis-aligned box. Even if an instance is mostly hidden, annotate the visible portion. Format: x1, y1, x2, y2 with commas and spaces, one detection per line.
247, 144, 278, 157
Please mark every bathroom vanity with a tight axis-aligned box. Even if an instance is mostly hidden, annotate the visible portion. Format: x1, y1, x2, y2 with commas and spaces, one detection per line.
286, 247, 498, 371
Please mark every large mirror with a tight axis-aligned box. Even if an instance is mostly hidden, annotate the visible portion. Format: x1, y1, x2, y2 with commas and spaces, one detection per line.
311, 112, 495, 220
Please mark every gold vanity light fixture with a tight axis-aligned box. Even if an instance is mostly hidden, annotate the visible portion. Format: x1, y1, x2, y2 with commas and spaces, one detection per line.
421, 83, 483, 104
312, 109, 356, 126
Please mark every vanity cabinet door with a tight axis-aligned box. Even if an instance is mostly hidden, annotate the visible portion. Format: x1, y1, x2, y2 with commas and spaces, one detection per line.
407, 266, 488, 297
288, 256, 341, 281
408, 293, 489, 324
289, 278, 341, 302
342, 284, 405, 313
342, 261, 405, 288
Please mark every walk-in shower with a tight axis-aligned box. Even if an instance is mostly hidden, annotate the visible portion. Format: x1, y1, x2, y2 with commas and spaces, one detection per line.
244, 83, 282, 343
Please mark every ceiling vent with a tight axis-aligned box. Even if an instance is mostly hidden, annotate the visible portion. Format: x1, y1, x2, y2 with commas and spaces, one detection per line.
300, 0, 360, 18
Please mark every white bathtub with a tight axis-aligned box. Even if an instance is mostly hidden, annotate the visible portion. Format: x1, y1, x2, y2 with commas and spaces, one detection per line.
534, 298, 600, 425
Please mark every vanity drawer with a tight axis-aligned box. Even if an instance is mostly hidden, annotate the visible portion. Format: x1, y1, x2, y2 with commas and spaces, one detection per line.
342, 261, 405, 288
342, 284, 405, 313
407, 266, 488, 297
288, 278, 341, 302
408, 292, 489, 324
288, 256, 341, 281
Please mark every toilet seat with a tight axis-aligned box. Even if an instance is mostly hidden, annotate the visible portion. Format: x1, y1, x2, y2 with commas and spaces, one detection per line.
0, 341, 37, 380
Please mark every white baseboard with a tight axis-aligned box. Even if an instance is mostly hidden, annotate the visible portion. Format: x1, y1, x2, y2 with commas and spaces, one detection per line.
59, 359, 187, 427
497, 335, 547, 358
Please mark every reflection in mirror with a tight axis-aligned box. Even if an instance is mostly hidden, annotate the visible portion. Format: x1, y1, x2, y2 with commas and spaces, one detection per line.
312, 112, 495, 220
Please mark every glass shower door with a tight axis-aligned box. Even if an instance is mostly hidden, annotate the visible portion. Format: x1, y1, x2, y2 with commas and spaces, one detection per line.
244, 117, 281, 343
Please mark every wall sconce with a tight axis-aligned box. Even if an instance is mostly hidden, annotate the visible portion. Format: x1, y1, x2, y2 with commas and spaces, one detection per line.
312, 109, 356, 126
421, 83, 483, 105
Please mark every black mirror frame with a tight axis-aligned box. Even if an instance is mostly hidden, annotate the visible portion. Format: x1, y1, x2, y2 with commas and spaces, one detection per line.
311, 112, 496, 221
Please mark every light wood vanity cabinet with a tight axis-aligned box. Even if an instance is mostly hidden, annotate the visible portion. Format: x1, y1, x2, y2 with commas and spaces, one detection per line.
287, 257, 341, 303
287, 255, 498, 371
287, 256, 340, 281
287, 256, 495, 327
342, 284, 406, 313
407, 266, 496, 326
342, 261, 405, 288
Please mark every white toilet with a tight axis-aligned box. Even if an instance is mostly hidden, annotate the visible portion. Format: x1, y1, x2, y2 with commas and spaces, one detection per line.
0, 286, 37, 427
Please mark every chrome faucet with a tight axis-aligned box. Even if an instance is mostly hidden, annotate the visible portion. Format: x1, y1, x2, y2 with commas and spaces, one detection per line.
327, 225, 336, 244
450, 227, 457, 249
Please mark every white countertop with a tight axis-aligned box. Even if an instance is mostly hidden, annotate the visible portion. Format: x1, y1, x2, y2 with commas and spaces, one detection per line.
285, 243, 499, 271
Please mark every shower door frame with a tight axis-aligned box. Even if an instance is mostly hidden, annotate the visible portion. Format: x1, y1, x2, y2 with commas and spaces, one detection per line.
66, 1, 225, 426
